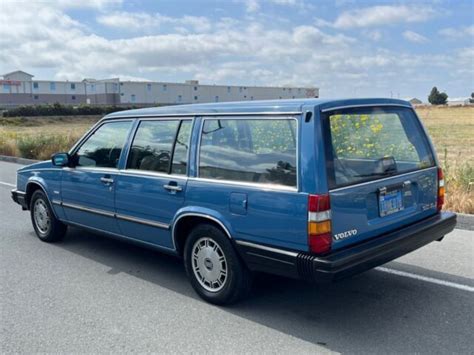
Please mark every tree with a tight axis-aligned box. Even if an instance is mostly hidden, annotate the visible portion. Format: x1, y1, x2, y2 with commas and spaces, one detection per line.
428, 87, 448, 105
470, 92, 474, 104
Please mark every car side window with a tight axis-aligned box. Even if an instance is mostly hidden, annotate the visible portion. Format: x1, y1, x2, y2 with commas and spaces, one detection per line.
127, 120, 179, 173
127, 120, 191, 174
199, 118, 297, 187
75, 121, 131, 168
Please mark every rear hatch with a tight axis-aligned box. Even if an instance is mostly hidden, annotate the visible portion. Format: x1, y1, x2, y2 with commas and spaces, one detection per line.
322, 105, 438, 250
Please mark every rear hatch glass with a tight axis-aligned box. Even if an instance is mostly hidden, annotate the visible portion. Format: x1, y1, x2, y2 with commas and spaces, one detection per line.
323, 106, 438, 249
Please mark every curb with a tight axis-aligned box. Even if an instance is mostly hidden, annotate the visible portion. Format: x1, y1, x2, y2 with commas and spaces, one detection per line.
1, 154, 473, 231
456, 213, 474, 231
0, 155, 40, 165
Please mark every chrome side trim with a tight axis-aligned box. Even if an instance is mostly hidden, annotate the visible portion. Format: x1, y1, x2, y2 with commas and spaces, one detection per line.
321, 103, 411, 113
115, 213, 169, 230
51, 199, 61, 205
172, 213, 233, 251
235, 240, 299, 257
246, 252, 296, 265
106, 111, 303, 119
61, 202, 115, 218
19, 168, 58, 173
59, 201, 170, 229
329, 166, 438, 192
188, 177, 297, 192
64, 220, 176, 253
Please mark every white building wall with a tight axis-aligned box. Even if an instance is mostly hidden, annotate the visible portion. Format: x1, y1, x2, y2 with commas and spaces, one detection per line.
117, 82, 318, 104
1, 71, 319, 107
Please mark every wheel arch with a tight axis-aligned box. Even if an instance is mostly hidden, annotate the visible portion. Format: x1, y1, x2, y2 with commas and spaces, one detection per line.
25, 180, 58, 218
172, 211, 234, 256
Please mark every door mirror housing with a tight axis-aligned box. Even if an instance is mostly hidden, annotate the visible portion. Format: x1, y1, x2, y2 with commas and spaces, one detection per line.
51, 153, 70, 167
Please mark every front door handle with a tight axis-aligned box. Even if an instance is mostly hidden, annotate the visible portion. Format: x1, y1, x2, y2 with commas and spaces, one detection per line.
164, 184, 182, 192
100, 177, 114, 185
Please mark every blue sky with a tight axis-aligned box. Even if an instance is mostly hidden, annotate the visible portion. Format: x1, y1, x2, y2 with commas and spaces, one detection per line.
1, 0, 473, 101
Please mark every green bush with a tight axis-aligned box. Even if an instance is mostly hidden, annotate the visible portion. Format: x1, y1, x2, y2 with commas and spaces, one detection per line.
2, 103, 138, 117
17, 134, 78, 160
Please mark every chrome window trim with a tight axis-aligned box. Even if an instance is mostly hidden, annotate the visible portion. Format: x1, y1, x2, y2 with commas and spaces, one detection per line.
188, 177, 297, 192
119, 169, 188, 180
63, 166, 119, 173
320, 103, 411, 113
172, 213, 233, 250
106, 111, 303, 119
329, 166, 438, 192
196, 115, 300, 191
235, 240, 299, 257
136, 116, 194, 121
124, 117, 195, 177
68, 119, 134, 158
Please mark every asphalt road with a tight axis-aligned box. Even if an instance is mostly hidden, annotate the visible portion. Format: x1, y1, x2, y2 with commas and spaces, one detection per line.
1, 161, 473, 354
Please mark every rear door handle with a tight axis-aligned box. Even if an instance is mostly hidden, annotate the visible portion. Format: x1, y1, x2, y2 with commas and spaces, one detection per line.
100, 177, 114, 184
164, 184, 182, 192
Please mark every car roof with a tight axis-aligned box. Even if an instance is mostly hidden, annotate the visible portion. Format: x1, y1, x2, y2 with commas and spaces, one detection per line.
104, 98, 412, 119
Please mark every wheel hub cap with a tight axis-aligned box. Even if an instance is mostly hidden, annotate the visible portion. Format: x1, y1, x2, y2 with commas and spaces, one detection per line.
192, 237, 227, 292
34, 199, 51, 235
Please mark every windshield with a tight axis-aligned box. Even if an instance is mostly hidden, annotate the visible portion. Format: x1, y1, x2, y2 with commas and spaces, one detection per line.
324, 106, 435, 189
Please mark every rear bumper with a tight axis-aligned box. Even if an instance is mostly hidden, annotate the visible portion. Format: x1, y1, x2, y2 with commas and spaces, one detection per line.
11, 189, 28, 210
236, 212, 457, 282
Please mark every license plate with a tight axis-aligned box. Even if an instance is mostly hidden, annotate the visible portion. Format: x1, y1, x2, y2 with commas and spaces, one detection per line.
379, 189, 404, 217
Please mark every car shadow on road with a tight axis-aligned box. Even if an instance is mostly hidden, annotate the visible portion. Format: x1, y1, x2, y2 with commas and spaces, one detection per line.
51, 227, 473, 353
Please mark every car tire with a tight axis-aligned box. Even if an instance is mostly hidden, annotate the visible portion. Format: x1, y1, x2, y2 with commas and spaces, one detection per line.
30, 190, 67, 243
184, 223, 252, 305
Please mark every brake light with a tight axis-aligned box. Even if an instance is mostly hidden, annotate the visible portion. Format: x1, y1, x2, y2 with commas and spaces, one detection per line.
308, 194, 332, 254
437, 167, 445, 211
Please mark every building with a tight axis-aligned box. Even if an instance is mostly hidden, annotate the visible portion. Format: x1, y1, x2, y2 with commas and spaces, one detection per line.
409, 98, 422, 105
0, 70, 319, 107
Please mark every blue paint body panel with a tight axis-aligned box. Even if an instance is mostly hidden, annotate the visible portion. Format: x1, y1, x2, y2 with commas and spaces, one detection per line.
14, 98, 442, 259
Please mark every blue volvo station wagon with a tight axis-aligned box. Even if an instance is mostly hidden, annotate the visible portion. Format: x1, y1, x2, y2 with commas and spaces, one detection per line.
11, 98, 456, 304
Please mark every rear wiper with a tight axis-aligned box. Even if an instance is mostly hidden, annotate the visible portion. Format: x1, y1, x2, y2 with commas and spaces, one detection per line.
354, 171, 397, 178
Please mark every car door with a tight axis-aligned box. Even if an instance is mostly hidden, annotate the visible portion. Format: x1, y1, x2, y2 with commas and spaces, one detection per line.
185, 116, 309, 251
114, 118, 193, 249
61, 120, 133, 234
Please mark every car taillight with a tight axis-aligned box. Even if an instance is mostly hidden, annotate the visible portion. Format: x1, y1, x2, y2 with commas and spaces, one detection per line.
437, 167, 445, 211
308, 194, 332, 254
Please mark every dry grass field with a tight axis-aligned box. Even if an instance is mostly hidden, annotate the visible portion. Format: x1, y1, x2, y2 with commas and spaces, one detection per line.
415, 106, 473, 213
416, 106, 473, 165
0, 106, 473, 213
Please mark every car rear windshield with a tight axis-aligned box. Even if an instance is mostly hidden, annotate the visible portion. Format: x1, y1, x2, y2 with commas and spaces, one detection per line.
324, 106, 435, 189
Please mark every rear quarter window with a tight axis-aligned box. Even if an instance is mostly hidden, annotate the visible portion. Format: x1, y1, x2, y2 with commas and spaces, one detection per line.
324, 107, 435, 188
198, 118, 297, 188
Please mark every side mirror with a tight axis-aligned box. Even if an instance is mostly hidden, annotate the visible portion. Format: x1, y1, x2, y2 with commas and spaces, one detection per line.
51, 153, 70, 167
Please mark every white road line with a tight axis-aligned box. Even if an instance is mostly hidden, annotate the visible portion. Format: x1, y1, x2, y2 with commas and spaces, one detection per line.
0, 181, 15, 187
376, 267, 474, 292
